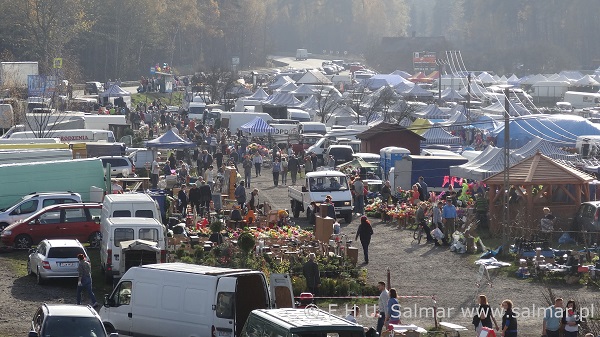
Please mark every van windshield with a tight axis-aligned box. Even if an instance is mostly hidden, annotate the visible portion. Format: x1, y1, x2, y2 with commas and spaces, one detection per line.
309, 176, 348, 192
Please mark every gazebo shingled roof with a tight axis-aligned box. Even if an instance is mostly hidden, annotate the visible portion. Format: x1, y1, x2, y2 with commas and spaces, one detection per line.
483, 152, 594, 185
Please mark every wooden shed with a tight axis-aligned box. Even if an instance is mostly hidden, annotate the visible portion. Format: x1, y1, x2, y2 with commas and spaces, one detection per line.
356, 123, 424, 155
483, 152, 594, 233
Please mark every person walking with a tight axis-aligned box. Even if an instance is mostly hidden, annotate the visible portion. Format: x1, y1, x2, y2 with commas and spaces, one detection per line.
288, 155, 299, 185
177, 185, 188, 216
376, 281, 389, 336
355, 216, 374, 264
442, 196, 457, 245
418, 176, 428, 201
281, 157, 288, 185
353, 177, 365, 216
501, 299, 518, 337
234, 181, 247, 208
199, 180, 212, 217
302, 253, 321, 295
243, 156, 253, 188
150, 158, 160, 189
272, 158, 281, 187
76, 254, 97, 306
188, 183, 201, 217
543, 298, 564, 337
562, 299, 581, 337
476, 295, 499, 337
304, 154, 313, 174
385, 288, 401, 325
252, 152, 263, 177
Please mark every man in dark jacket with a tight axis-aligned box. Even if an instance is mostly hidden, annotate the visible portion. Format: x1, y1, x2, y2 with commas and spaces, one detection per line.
177, 185, 188, 216
234, 182, 246, 208
302, 253, 321, 295
287, 155, 299, 185
199, 180, 213, 216
188, 184, 201, 217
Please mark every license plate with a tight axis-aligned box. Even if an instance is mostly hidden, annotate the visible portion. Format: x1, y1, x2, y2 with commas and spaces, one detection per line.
218, 331, 232, 337
60, 262, 75, 267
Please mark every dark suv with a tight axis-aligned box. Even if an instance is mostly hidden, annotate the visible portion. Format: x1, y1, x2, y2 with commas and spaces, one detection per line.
573, 201, 600, 232
29, 303, 118, 337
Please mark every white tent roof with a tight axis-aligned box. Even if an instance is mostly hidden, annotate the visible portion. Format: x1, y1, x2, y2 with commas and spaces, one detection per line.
291, 84, 316, 96
389, 70, 412, 78
520, 74, 547, 85
268, 75, 293, 90
413, 104, 450, 119
458, 83, 488, 97
263, 92, 301, 106
481, 101, 531, 116
296, 95, 319, 110
296, 70, 332, 85
573, 74, 600, 87
421, 127, 462, 144
559, 71, 585, 81
440, 88, 465, 101
249, 87, 269, 100
275, 81, 298, 93
100, 84, 131, 98
478, 72, 497, 84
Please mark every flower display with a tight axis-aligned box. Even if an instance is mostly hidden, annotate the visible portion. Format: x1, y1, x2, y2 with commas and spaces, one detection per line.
247, 143, 270, 156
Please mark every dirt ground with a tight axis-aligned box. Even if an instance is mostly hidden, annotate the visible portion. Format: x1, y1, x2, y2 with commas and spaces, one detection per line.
0, 171, 596, 336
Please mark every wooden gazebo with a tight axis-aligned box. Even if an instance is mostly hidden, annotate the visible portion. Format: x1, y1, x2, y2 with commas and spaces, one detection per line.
483, 153, 594, 232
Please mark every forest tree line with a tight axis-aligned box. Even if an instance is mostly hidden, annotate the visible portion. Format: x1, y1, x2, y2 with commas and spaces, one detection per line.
0, 0, 598, 82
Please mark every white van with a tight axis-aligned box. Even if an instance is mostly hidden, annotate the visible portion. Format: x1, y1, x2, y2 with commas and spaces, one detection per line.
100, 217, 166, 281
101, 193, 161, 221
299, 122, 327, 135
99, 263, 294, 337
127, 149, 157, 169
9, 129, 116, 143
563, 91, 600, 109
287, 108, 311, 122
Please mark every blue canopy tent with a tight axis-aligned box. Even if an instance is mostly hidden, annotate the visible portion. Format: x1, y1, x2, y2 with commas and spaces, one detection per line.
493, 115, 600, 148
146, 130, 196, 149
240, 117, 276, 134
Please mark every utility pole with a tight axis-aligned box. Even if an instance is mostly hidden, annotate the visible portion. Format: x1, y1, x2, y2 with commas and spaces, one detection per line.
436, 58, 446, 105
466, 72, 471, 122
502, 85, 512, 253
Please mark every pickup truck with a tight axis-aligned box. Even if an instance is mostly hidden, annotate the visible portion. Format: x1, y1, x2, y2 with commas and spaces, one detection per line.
288, 170, 353, 223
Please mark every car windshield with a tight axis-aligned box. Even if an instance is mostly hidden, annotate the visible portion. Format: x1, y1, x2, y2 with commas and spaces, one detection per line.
43, 316, 106, 337
47, 247, 85, 258
309, 176, 348, 192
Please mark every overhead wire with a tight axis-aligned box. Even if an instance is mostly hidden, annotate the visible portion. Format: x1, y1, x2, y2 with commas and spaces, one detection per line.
454, 50, 580, 141
446, 51, 576, 146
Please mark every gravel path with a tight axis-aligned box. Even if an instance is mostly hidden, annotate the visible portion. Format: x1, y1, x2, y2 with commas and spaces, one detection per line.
0, 170, 595, 336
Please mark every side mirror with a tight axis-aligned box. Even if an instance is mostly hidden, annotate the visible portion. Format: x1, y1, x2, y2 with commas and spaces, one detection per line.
28, 331, 39, 337
104, 294, 114, 307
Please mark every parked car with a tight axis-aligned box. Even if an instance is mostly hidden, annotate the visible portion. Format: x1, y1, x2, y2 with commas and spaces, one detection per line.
99, 156, 135, 177
0, 192, 82, 231
573, 201, 600, 233
27, 239, 88, 285
1, 203, 101, 249
29, 303, 118, 337
84, 81, 104, 95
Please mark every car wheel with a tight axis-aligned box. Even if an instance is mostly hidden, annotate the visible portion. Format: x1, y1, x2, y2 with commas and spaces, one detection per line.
14, 234, 33, 249
36, 267, 44, 285
88, 232, 102, 249
27, 259, 34, 276
292, 202, 300, 218
0, 222, 8, 231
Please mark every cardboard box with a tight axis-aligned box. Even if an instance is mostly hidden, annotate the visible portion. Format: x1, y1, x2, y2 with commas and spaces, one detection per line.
315, 215, 335, 241
347, 247, 358, 264
319, 203, 329, 217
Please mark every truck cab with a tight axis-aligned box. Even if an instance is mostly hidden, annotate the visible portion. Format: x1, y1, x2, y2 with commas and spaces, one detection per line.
288, 170, 353, 223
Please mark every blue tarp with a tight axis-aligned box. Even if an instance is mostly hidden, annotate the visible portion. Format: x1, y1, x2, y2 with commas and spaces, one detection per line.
493, 115, 600, 148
